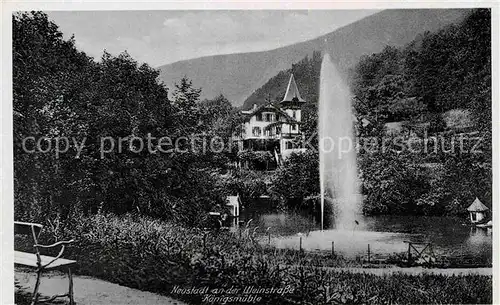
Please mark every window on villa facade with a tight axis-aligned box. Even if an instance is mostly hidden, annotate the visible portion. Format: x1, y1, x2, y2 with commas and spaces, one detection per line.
256, 114, 262, 121
291, 124, 297, 131
276, 126, 281, 134
292, 110, 296, 119
252, 127, 261, 136
261, 113, 273, 122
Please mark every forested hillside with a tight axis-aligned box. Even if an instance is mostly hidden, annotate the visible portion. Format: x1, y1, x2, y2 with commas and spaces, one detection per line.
244, 9, 490, 124
159, 9, 469, 105
351, 8, 491, 129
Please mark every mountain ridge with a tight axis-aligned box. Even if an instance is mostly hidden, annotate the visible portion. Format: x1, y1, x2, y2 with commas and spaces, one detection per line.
158, 9, 471, 106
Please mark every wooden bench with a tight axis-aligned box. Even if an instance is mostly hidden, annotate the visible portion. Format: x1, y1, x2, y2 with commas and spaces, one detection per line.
14, 221, 76, 305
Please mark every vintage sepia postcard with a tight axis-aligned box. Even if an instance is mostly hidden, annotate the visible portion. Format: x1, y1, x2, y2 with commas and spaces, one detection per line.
1, 1, 498, 304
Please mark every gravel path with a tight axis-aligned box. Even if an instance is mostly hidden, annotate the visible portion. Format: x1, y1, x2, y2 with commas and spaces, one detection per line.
15, 269, 186, 305
16, 266, 491, 304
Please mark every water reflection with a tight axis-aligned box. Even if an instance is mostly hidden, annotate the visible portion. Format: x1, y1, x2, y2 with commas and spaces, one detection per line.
466, 226, 492, 256
242, 213, 492, 260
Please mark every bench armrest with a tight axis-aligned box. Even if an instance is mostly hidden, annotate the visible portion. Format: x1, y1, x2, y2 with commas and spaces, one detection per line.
34, 239, 74, 269
35, 239, 74, 248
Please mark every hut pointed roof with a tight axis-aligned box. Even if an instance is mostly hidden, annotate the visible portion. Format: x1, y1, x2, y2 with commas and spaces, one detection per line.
467, 197, 489, 212
281, 74, 305, 103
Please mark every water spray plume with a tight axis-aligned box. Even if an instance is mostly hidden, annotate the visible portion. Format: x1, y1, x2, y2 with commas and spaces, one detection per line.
318, 53, 362, 230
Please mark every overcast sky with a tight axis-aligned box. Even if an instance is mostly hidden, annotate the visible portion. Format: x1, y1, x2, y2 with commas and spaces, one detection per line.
47, 10, 379, 67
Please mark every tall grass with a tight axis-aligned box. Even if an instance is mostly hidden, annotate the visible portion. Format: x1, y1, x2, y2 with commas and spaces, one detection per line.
16, 213, 492, 304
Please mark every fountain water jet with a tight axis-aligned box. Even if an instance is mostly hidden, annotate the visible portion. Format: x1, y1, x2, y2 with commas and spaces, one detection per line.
318, 54, 362, 230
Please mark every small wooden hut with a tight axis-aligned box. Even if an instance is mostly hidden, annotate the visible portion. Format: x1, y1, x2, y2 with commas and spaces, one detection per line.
466, 197, 489, 224
226, 195, 241, 217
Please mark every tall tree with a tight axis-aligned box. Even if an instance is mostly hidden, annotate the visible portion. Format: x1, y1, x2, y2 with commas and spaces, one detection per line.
171, 77, 202, 135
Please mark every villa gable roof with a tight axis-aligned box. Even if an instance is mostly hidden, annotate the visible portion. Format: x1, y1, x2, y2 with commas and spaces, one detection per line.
242, 103, 277, 117
242, 103, 299, 124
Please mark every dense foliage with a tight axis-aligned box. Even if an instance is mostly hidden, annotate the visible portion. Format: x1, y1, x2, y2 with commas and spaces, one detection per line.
271, 151, 319, 209
351, 9, 491, 125
13, 12, 238, 226
354, 8, 491, 216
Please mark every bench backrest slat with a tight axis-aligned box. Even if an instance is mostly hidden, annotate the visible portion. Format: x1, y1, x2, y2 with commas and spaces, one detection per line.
14, 221, 43, 238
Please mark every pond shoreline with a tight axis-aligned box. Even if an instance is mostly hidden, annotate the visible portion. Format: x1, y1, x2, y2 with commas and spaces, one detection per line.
249, 214, 492, 264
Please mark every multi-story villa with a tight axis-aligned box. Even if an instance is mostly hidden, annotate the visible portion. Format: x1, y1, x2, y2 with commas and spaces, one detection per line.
234, 74, 307, 168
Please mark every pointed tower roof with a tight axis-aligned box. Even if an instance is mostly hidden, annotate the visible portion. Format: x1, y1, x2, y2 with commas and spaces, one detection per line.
281, 74, 305, 103
467, 197, 489, 212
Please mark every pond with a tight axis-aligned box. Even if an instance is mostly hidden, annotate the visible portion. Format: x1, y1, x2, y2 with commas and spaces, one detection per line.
241, 213, 492, 261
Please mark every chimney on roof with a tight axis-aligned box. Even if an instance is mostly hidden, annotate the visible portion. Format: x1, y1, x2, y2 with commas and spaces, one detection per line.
253, 104, 257, 110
